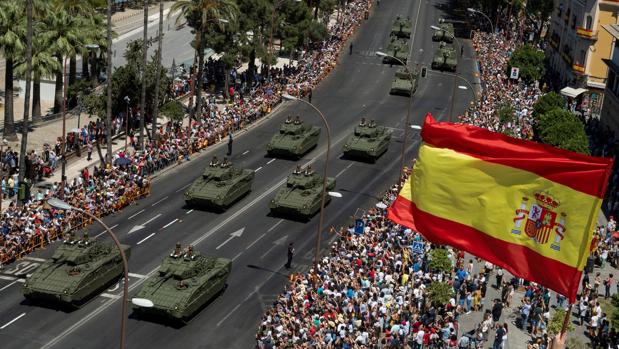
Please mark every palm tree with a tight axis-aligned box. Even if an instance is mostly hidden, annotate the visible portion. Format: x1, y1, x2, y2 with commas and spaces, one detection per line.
42, 10, 83, 114
0, 0, 25, 141
152, 0, 164, 140
170, 0, 239, 121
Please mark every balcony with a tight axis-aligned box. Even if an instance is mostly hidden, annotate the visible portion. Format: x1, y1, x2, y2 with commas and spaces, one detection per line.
572, 63, 586, 74
576, 26, 597, 40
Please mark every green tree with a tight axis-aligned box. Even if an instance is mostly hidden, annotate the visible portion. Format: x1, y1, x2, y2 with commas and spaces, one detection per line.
537, 108, 590, 155
0, 0, 25, 140
508, 45, 545, 83
532, 92, 565, 121
170, 0, 239, 119
497, 103, 515, 125
427, 282, 454, 306
160, 100, 186, 121
428, 248, 452, 274
547, 308, 575, 336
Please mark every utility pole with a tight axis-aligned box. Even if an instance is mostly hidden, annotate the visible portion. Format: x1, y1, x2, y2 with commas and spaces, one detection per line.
18, 0, 33, 206
152, 0, 163, 141
140, 0, 149, 150
106, 0, 113, 165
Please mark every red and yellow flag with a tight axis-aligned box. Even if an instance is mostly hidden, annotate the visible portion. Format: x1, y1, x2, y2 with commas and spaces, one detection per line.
388, 114, 613, 302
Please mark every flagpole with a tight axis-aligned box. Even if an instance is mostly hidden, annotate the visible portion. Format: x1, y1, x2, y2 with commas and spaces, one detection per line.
552, 302, 573, 349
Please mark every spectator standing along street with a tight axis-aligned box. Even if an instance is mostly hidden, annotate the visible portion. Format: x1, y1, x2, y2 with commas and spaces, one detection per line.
285, 242, 294, 269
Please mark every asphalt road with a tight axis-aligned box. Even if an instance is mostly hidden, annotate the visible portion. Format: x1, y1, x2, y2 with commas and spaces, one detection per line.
0, 0, 478, 347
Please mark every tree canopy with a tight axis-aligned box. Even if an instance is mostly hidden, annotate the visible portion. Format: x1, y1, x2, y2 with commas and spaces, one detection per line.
508, 44, 545, 83
532, 92, 565, 121
536, 108, 590, 155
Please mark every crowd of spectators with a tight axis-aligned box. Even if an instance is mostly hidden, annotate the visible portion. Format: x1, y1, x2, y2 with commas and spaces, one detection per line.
0, 0, 371, 266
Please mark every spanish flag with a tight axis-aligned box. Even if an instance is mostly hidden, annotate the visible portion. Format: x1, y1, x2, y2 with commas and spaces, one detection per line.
388, 114, 613, 302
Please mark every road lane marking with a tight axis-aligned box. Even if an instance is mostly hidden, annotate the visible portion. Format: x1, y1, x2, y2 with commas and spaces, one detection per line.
186, 209, 194, 215
99, 293, 121, 299
94, 224, 119, 238
42, 128, 354, 348
143, 213, 162, 225
267, 158, 276, 165
255, 166, 263, 172
335, 163, 354, 178
23, 257, 46, 262
267, 219, 284, 232
128, 209, 145, 220
0, 280, 19, 291
242, 150, 250, 155
151, 196, 169, 206
175, 183, 191, 193
259, 245, 277, 259
216, 303, 242, 327
0, 276, 17, 281
232, 251, 243, 261
1, 313, 26, 329
246, 233, 266, 250
128, 273, 147, 279
137, 233, 156, 245
161, 219, 178, 229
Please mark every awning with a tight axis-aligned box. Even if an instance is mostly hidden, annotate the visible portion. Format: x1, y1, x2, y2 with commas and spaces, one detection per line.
560, 86, 588, 98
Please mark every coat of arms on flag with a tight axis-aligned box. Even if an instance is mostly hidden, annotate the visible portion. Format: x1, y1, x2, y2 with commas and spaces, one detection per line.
512, 193, 567, 250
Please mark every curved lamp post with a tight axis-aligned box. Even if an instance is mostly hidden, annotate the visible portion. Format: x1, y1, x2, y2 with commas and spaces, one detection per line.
467, 8, 494, 34
429, 25, 462, 52
47, 198, 129, 349
375, 51, 415, 184
281, 94, 332, 266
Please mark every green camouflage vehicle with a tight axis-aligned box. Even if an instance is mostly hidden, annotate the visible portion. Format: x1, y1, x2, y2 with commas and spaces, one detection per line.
383, 36, 409, 65
431, 18, 455, 43
184, 157, 254, 210
266, 116, 320, 158
132, 244, 231, 323
431, 42, 457, 72
269, 166, 336, 218
22, 233, 131, 307
391, 15, 412, 38
343, 119, 392, 161
390, 67, 418, 97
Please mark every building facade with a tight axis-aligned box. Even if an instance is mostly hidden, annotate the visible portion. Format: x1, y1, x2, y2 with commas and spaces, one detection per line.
601, 24, 619, 131
547, 0, 619, 116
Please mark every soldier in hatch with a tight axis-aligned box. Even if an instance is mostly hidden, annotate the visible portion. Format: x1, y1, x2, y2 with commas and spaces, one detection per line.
209, 156, 219, 167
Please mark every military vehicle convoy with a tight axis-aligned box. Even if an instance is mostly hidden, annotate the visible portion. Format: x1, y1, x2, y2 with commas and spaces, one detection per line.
390, 67, 418, 96
432, 18, 455, 43
343, 119, 392, 162
22, 233, 131, 307
269, 166, 336, 218
383, 36, 409, 64
266, 116, 320, 158
391, 15, 412, 38
184, 157, 254, 210
132, 244, 231, 323
432, 42, 458, 72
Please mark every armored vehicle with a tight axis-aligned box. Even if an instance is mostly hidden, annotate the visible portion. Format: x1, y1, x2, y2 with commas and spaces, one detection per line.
269, 166, 336, 218
266, 116, 320, 158
390, 67, 418, 96
184, 157, 254, 209
343, 119, 392, 161
133, 244, 231, 323
383, 36, 409, 64
432, 19, 455, 43
431, 42, 457, 72
22, 233, 131, 307
391, 16, 412, 38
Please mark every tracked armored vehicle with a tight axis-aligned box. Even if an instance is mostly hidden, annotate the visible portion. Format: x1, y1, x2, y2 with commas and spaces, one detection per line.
132, 244, 231, 323
343, 119, 392, 161
269, 166, 336, 218
184, 157, 254, 210
391, 16, 412, 38
22, 233, 131, 307
431, 42, 457, 72
266, 116, 320, 158
390, 67, 418, 96
432, 18, 455, 43
383, 36, 409, 65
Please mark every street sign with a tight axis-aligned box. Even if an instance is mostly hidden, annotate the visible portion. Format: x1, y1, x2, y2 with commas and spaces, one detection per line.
354, 219, 365, 235
411, 241, 425, 254
510, 67, 520, 80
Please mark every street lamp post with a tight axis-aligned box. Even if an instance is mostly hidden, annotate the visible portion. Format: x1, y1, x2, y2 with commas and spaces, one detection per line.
60, 57, 69, 199
467, 8, 494, 34
282, 94, 331, 267
425, 69, 478, 119
124, 96, 131, 152
46, 198, 129, 349
429, 25, 462, 53
0, 139, 8, 212
375, 51, 414, 184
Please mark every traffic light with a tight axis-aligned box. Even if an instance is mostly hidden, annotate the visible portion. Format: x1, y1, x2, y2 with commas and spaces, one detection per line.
421, 67, 427, 78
